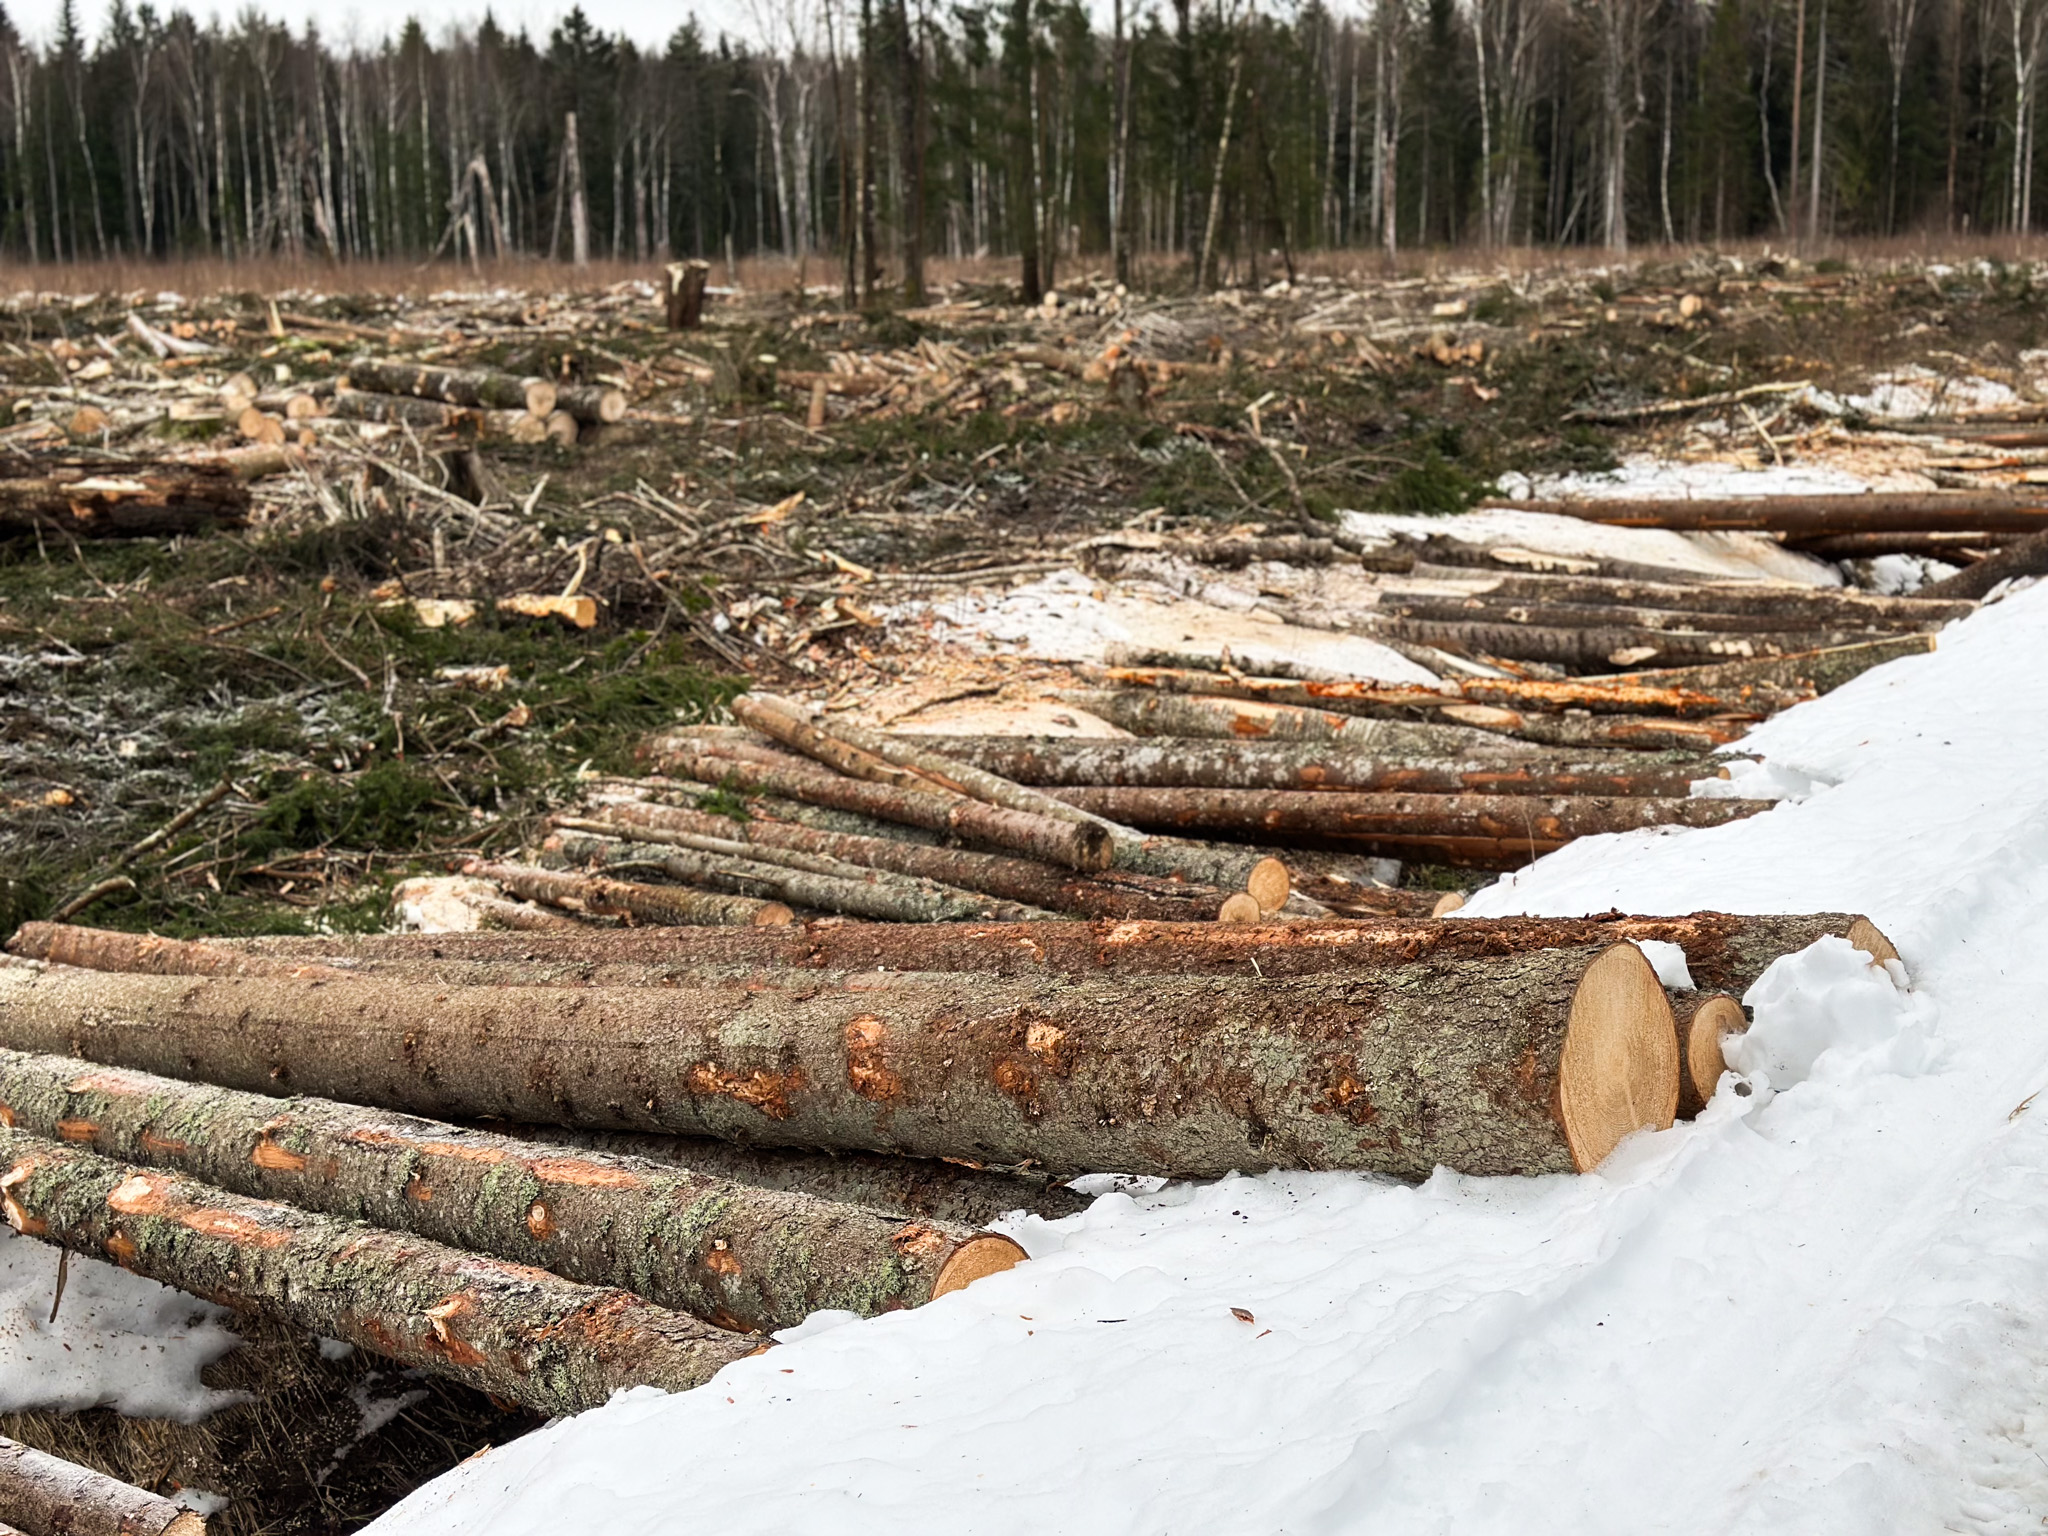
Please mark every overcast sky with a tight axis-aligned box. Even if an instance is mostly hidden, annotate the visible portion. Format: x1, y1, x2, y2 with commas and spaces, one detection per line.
5, 0, 747, 52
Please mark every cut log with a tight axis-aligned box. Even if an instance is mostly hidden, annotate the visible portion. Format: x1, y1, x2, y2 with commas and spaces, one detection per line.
16, 910, 1898, 999
1676, 994, 1746, 1117
344, 359, 556, 417
1431, 892, 1467, 916
1379, 594, 1941, 637
1056, 688, 1542, 756
234, 407, 286, 445
1917, 529, 2048, 600
0, 458, 250, 541
540, 835, 1056, 923
555, 385, 628, 425
1784, 532, 2003, 559
0, 1126, 758, 1414
0, 1049, 1022, 1332
1378, 616, 1897, 671
328, 391, 482, 434
1499, 492, 2048, 535
650, 745, 1114, 872
1586, 634, 1936, 699
556, 804, 1232, 922
1090, 665, 1757, 720
1217, 892, 1264, 923
0, 946, 1680, 1179
1043, 787, 1772, 850
910, 736, 1716, 797
1427, 571, 1977, 625
492, 1126, 1091, 1224
542, 410, 580, 446
1433, 705, 1753, 752
471, 862, 793, 927
0, 1436, 203, 1536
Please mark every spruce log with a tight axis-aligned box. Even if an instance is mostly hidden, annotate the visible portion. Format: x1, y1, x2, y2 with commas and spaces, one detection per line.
1586, 634, 1937, 698
0, 1127, 757, 1414
1090, 665, 1756, 720
1378, 617, 1893, 671
0, 459, 249, 541
1429, 571, 1977, 624
470, 862, 793, 927
328, 391, 481, 434
1434, 705, 1754, 751
1056, 689, 1541, 756
494, 1127, 1091, 1224
651, 746, 1114, 872
0, 948, 1680, 1179
1379, 595, 1938, 637
343, 360, 555, 417
1917, 529, 2048, 600
1501, 492, 2048, 535
20, 911, 1898, 999
1783, 532, 2001, 559
558, 805, 1230, 922
0, 1050, 1022, 1332
909, 736, 1717, 797
554, 385, 628, 425
1676, 994, 1746, 1118
0, 1436, 203, 1536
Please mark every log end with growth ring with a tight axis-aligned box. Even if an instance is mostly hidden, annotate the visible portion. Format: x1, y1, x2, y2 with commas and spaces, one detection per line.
1431, 892, 1466, 917
1556, 944, 1680, 1170
1845, 917, 1902, 971
1217, 892, 1264, 925
751, 903, 797, 927
1245, 857, 1291, 913
930, 1234, 1029, 1299
1679, 994, 1747, 1117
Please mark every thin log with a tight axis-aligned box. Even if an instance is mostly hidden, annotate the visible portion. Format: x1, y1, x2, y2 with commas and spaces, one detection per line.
1089, 665, 1758, 720
470, 862, 793, 927
1917, 529, 2048, 600
1379, 595, 1942, 637
649, 745, 1114, 872
1676, 994, 1746, 1118
1378, 617, 1900, 671
0, 1436, 203, 1536
1784, 532, 2003, 559
1428, 571, 1977, 624
1055, 689, 1541, 756
0, 459, 249, 541
1499, 492, 2048, 535
0, 1050, 1022, 1332
1586, 634, 1936, 698
554, 385, 628, 425
1433, 705, 1755, 751
908, 736, 1717, 796
344, 359, 555, 417
0, 947, 1681, 1180
0, 1127, 758, 1414
328, 391, 481, 434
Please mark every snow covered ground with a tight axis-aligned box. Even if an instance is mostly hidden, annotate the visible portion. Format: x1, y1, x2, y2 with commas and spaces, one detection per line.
363, 581, 2048, 1533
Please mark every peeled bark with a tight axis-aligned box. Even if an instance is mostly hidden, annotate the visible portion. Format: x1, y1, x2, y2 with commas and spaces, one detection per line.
0, 1127, 757, 1415
1502, 492, 2048, 535
341, 360, 555, 417
0, 946, 1681, 1180
469, 862, 793, 927
1091, 666, 1754, 720
1588, 634, 1937, 697
0, 459, 249, 541
1378, 617, 1896, 672
0, 1436, 203, 1536
554, 385, 628, 425
0, 1050, 1022, 1333
651, 746, 1114, 872
1437, 572, 1977, 625
912, 736, 1717, 797
1056, 689, 1541, 756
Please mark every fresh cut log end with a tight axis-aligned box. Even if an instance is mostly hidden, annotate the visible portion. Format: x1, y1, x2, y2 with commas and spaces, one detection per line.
1679, 994, 1747, 1118
1217, 892, 1264, 925
930, 1234, 1029, 1298
1245, 857, 1290, 914
1557, 944, 1680, 1170
1431, 892, 1466, 917
751, 903, 797, 927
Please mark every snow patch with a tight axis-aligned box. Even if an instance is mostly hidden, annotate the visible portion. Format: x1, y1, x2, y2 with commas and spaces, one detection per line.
1729, 938, 1939, 1092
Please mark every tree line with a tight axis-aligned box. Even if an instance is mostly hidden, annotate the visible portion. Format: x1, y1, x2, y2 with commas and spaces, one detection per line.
1, 0, 2045, 291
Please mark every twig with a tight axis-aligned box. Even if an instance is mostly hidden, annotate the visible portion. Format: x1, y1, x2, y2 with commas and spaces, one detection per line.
48, 1247, 68, 1324
203, 603, 286, 638
114, 780, 236, 869
1564, 379, 1811, 424
48, 875, 136, 922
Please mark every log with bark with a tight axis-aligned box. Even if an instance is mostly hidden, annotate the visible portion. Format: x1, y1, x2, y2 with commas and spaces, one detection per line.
1783, 532, 2002, 559
906, 736, 1719, 797
327, 391, 482, 434
1586, 634, 1937, 698
343, 359, 556, 417
1496, 492, 2048, 535
0, 1436, 204, 1536
467, 862, 794, 927
1428, 704, 1754, 752
0, 1126, 758, 1414
1056, 689, 1543, 756
554, 385, 628, 425
1917, 529, 2048, 600
1420, 572, 1977, 625
0, 459, 249, 541
1379, 593, 1942, 637
1089, 665, 1761, 720
0, 1050, 1023, 1333
0, 945, 1682, 1180
1377, 616, 1900, 672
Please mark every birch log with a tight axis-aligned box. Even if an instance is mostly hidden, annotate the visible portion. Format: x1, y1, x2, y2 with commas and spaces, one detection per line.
343, 360, 556, 416
0, 1437, 203, 1536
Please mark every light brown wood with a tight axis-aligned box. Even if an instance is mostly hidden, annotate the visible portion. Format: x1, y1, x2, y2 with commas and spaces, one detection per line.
1245, 857, 1291, 913
543, 409, 580, 445
1431, 891, 1467, 917
64, 407, 110, 439
234, 406, 285, 445
1557, 945, 1680, 1169
807, 377, 829, 430
1217, 892, 1264, 924
1845, 917, 1902, 970
1678, 994, 1747, 1117
930, 1235, 1029, 1298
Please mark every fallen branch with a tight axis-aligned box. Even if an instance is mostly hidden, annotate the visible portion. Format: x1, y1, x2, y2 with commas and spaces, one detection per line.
1917, 529, 2048, 600
1561, 379, 1810, 423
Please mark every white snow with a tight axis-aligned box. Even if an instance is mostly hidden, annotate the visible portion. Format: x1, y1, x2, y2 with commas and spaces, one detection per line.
366, 579, 2048, 1535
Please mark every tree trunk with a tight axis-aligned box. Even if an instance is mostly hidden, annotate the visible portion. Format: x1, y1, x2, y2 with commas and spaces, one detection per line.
648, 746, 1114, 872
0, 1436, 203, 1536
469, 862, 793, 927
0, 1127, 756, 1415
564, 112, 589, 268
1917, 529, 2048, 598
327, 391, 483, 434
1197, 49, 1243, 291
1502, 493, 2048, 535
1442, 572, 1976, 625
27, 910, 1894, 1000
342, 360, 554, 416
0, 1049, 1021, 1334
1378, 616, 1902, 671
0, 460, 249, 541
906, 737, 1717, 797
1432, 705, 1753, 752
1783, 532, 2003, 559
0, 946, 1681, 1180
1379, 596, 1944, 638
665, 260, 711, 329
1092, 666, 1759, 720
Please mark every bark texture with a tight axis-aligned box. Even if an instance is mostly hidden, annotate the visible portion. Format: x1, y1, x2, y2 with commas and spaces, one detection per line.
0, 460, 249, 541
1092, 666, 1753, 720
0, 1127, 757, 1414
1434, 706, 1754, 751
1505, 492, 2048, 534
553, 385, 628, 424
1381, 595, 1938, 636
0, 947, 1678, 1179
1589, 634, 1937, 697
327, 391, 481, 433
1916, 529, 2048, 600
0, 1436, 202, 1536
342, 360, 554, 416
1447, 572, 1977, 623
1379, 617, 1895, 671
0, 1050, 1018, 1332
1056, 689, 1540, 755
468, 862, 792, 927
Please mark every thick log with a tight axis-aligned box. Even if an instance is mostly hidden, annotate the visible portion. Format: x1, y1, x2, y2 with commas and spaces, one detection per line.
1090, 665, 1757, 720
470, 862, 793, 927
493, 1127, 1091, 1224
0, 947, 1681, 1180
1056, 688, 1541, 756
1784, 532, 2002, 559
908, 736, 1718, 797
1676, 994, 1746, 1118
1378, 617, 1897, 671
1500, 492, 2048, 535
1043, 787, 1772, 847
650, 745, 1114, 872
21, 911, 1898, 999
328, 391, 481, 434
541, 834, 1055, 923
561, 803, 1232, 922
0, 1436, 203, 1536
1426, 571, 1977, 625
0, 459, 249, 541
665, 260, 711, 329
1379, 594, 1940, 637
0, 1050, 1022, 1332
1917, 529, 2048, 600
344, 359, 555, 416
0, 1127, 758, 1414
554, 385, 628, 425
1587, 634, 1936, 698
